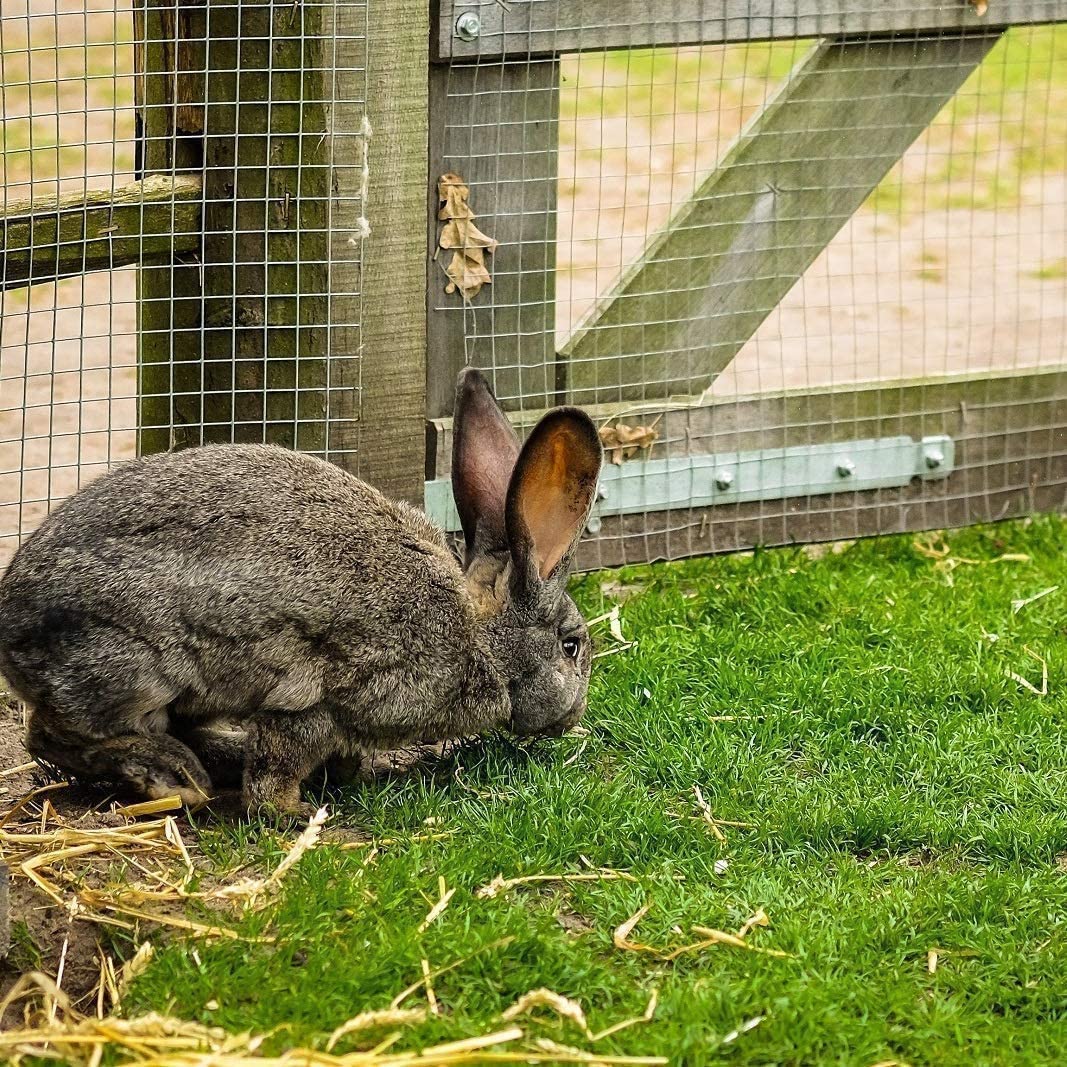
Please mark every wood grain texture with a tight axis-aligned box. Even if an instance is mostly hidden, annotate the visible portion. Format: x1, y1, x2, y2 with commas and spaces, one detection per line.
318, 3, 368, 478
426, 59, 560, 417
193, 0, 331, 453
0, 175, 201, 290
561, 32, 1000, 404
436, 0, 1067, 61
355, 0, 430, 502
135, 0, 205, 455
426, 367, 1067, 569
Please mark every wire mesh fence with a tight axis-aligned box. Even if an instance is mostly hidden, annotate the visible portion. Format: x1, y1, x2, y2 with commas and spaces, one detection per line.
3, 1, 1067, 570
426, 11, 1067, 567
1, 0, 370, 564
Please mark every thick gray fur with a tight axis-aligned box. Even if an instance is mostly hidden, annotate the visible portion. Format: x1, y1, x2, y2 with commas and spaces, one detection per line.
0, 369, 603, 814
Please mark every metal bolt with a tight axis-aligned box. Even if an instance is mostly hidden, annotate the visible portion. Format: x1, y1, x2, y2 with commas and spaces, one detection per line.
924, 448, 944, 470
455, 11, 481, 41
836, 459, 855, 478
714, 470, 734, 491
586, 513, 602, 535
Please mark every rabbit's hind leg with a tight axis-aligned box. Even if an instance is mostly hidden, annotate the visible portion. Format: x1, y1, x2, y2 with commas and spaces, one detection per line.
172, 720, 246, 789
25, 706, 212, 805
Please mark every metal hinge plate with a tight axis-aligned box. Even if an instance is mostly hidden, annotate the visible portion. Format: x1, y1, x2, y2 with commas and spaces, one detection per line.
423, 434, 954, 533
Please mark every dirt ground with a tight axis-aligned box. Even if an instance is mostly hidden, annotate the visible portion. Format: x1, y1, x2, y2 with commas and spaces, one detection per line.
0, 694, 121, 1019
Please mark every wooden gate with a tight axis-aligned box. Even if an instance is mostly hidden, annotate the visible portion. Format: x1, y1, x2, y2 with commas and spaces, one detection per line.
2, 1, 1066, 568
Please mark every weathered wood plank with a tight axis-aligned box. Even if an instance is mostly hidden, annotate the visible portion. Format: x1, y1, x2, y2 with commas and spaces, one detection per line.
561, 32, 1000, 405
316, 4, 368, 479
0, 176, 201, 291
354, 0, 430, 502
436, 0, 1067, 61
192, 0, 331, 453
426, 59, 560, 417
425, 366, 1067, 569
135, 0, 205, 455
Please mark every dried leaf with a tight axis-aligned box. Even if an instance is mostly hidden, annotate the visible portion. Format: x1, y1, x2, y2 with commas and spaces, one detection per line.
738, 908, 770, 938
598, 420, 661, 465
444, 250, 493, 300
970, 0, 989, 15
437, 173, 496, 301
613, 903, 658, 954
438, 173, 475, 220
440, 218, 499, 252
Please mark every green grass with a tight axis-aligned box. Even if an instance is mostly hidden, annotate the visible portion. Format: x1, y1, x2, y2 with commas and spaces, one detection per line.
120, 516, 1067, 1064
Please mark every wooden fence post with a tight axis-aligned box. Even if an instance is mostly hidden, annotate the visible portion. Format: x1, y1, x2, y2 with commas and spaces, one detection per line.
192, 0, 331, 452
425, 59, 560, 418
134, 0, 204, 454
351, 0, 429, 502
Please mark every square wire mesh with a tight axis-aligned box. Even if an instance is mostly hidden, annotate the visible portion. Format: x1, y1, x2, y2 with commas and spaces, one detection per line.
1, 0, 370, 566
428, 15, 1067, 565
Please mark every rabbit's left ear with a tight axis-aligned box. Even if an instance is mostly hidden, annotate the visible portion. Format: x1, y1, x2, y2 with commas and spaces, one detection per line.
452, 368, 522, 561
505, 408, 602, 599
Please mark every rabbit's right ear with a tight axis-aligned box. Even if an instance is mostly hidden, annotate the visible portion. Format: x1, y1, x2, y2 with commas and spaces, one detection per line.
452, 368, 522, 560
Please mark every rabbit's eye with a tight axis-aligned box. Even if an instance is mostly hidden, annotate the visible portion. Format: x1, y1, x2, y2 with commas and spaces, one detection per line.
562, 636, 581, 660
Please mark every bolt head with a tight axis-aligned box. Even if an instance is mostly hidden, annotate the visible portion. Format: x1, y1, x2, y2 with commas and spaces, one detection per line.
455, 11, 481, 41
836, 459, 855, 478
924, 449, 944, 470
714, 470, 734, 491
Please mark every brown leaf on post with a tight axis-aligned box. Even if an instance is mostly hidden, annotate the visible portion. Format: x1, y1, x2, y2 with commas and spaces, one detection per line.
437, 173, 497, 301
598, 419, 661, 465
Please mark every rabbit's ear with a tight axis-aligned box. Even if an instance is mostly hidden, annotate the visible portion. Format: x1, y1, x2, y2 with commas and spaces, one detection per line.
505, 408, 602, 599
452, 368, 522, 558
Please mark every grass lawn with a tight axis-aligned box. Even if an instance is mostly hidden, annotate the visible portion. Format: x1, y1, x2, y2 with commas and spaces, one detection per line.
102, 516, 1067, 1065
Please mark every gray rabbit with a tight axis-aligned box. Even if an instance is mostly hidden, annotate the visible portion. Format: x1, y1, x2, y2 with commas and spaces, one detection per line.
0, 369, 603, 814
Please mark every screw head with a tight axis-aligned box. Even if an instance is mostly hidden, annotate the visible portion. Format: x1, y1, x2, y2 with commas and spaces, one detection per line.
924, 448, 944, 470
714, 470, 734, 491
455, 11, 481, 41
836, 459, 855, 478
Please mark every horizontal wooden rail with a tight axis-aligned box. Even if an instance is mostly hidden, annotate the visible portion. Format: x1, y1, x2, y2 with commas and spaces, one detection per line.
427, 365, 1067, 567
436, 0, 1067, 61
1, 174, 201, 291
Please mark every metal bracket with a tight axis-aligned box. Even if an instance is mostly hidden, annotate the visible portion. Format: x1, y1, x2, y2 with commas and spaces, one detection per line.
423, 434, 955, 534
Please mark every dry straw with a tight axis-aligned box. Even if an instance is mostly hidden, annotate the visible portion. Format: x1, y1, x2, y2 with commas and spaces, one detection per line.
0, 783, 667, 1066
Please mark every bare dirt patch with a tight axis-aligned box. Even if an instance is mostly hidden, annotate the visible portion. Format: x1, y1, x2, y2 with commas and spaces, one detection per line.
0, 694, 130, 1020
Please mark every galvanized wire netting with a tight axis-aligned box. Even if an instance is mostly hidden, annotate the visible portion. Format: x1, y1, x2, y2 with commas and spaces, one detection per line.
1, 0, 369, 564
428, 18, 1067, 564
3, 1, 1067, 569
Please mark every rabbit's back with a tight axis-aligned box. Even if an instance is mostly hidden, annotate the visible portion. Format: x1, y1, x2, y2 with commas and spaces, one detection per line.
0, 445, 477, 736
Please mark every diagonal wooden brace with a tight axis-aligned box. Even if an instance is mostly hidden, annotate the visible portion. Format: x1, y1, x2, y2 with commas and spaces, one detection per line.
560, 32, 1002, 405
